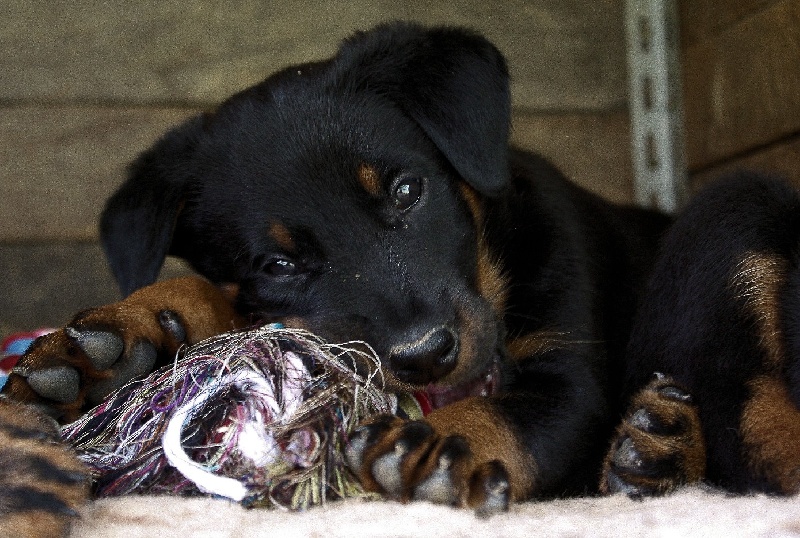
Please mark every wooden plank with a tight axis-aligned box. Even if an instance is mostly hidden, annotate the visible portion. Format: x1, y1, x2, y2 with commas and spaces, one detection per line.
0, 107, 197, 241
0, 0, 626, 112
511, 111, 634, 204
1, 106, 634, 243
689, 133, 800, 191
682, 0, 800, 170
679, 0, 774, 45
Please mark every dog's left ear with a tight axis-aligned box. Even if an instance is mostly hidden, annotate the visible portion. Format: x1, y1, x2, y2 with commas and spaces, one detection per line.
337, 23, 511, 195
100, 115, 205, 296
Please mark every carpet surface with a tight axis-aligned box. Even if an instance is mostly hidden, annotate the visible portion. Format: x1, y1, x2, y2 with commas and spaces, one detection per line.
70, 488, 800, 537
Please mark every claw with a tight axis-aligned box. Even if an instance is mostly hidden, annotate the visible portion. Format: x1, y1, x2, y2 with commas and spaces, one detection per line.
65, 327, 123, 370
158, 310, 187, 344
604, 470, 641, 496
651, 372, 692, 402
25, 367, 80, 404
657, 385, 693, 403
126, 340, 158, 377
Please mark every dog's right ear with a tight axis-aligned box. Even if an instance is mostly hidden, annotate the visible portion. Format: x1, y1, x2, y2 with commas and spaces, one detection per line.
100, 115, 204, 297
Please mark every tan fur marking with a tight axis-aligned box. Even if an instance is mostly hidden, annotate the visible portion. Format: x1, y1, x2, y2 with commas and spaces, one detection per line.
218, 282, 240, 304
741, 376, 800, 493
730, 251, 788, 368
426, 397, 537, 500
268, 222, 296, 253
357, 162, 381, 197
446, 298, 502, 392
506, 331, 569, 361
458, 182, 484, 225
457, 181, 507, 315
476, 241, 508, 316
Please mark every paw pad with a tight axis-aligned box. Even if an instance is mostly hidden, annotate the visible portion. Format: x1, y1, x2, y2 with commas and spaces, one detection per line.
26, 366, 80, 404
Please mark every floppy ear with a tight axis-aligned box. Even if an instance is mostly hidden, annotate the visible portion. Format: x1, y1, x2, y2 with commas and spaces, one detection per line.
100, 116, 204, 296
337, 23, 511, 195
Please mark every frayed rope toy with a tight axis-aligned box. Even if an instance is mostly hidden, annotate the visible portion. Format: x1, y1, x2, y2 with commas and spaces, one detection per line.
61, 325, 423, 510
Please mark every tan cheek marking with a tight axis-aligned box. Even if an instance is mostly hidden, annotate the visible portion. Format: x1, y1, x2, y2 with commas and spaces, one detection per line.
730, 251, 788, 368
426, 397, 537, 500
218, 283, 240, 304
357, 162, 381, 197
458, 182, 484, 225
459, 182, 508, 317
268, 222, 296, 253
740, 376, 800, 493
451, 298, 499, 385
279, 316, 310, 331
476, 240, 508, 316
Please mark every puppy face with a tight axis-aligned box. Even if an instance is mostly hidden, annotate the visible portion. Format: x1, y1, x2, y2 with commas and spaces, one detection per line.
191, 88, 505, 398
101, 22, 511, 403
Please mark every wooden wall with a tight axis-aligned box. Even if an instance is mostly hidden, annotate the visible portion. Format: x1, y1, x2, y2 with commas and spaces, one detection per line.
680, 0, 800, 188
0, 2, 632, 333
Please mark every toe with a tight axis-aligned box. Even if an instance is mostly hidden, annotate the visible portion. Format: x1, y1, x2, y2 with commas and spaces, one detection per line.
372, 439, 410, 495
65, 327, 123, 371
25, 366, 80, 404
470, 461, 510, 517
413, 436, 469, 505
612, 436, 644, 471
86, 340, 157, 404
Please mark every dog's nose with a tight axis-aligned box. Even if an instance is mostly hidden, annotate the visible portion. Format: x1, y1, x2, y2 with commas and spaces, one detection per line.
389, 327, 458, 385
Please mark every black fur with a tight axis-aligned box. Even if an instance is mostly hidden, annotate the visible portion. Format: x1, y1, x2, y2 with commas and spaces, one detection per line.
99, 22, 800, 497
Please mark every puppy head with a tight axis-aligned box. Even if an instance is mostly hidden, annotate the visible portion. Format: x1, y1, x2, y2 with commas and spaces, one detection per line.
101, 22, 511, 398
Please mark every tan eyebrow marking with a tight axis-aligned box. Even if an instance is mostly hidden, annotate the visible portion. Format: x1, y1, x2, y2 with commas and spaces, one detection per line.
268, 222, 296, 253
357, 162, 381, 197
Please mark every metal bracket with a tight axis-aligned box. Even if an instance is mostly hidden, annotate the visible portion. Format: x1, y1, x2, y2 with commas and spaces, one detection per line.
625, 0, 688, 212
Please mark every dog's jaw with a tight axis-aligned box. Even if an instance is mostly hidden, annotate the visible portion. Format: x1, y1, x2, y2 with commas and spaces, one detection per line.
418, 359, 502, 412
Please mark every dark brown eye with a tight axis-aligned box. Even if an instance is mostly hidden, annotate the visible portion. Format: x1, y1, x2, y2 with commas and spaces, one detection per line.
264, 258, 299, 276
393, 176, 423, 210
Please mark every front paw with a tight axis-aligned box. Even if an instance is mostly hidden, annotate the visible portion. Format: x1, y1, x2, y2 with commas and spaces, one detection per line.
3, 277, 238, 423
601, 373, 706, 496
345, 414, 511, 516
4, 313, 182, 423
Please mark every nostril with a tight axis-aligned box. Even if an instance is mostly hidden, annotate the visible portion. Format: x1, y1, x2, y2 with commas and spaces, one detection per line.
389, 327, 459, 385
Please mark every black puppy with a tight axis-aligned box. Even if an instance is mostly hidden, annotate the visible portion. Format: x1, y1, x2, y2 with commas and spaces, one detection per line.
3, 22, 800, 526
607, 174, 800, 495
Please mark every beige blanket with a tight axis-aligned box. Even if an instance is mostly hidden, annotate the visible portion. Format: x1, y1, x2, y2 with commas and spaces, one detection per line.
71, 488, 800, 537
